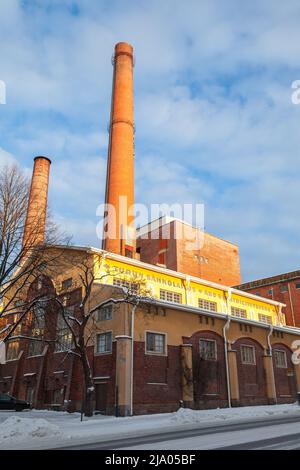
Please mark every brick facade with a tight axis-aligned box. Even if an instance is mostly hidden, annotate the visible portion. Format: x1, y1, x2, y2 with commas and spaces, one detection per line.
236, 271, 300, 327
137, 218, 241, 286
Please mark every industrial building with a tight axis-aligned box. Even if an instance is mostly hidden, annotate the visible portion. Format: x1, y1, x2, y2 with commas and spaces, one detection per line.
1, 42, 300, 416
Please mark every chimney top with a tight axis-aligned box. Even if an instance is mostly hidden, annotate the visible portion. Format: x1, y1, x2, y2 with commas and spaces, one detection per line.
114, 42, 133, 57
34, 155, 52, 165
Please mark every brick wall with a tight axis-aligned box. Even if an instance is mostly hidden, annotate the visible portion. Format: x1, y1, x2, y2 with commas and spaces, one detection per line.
133, 341, 182, 414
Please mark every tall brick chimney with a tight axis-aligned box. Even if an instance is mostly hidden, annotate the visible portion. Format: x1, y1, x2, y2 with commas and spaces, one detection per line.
22, 156, 51, 248
103, 42, 136, 257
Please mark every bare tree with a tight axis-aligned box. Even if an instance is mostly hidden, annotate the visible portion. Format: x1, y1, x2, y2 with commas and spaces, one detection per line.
1, 249, 150, 417
51, 254, 149, 417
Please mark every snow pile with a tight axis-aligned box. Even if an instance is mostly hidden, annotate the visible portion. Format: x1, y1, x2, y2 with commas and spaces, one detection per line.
169, 403, 300, 424
0, 416, 63, 445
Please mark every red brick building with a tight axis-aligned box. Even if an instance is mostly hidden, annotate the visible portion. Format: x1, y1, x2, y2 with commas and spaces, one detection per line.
236, 270, 300, 328
137, 217, 241, 287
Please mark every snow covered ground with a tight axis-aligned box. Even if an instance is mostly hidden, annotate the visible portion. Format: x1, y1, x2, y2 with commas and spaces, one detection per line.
0, 403, 300, 450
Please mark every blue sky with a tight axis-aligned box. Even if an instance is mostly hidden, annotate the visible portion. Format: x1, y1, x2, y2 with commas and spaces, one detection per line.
1, 0, 300, 281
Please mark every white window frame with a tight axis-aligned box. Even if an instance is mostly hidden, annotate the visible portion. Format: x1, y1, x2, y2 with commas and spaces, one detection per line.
145, 330, 167, 356
241, 344, 256, 365
159, 289, 181, 304
274, 349, 288, 369
199, 338, 217, 361
198, 298, 217, 313
231, 306, 247, 319
95, 331, 113, 355
258, 313, 272, 325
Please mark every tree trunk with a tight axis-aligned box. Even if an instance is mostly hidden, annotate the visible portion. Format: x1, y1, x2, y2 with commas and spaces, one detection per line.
79, 339, 94, 417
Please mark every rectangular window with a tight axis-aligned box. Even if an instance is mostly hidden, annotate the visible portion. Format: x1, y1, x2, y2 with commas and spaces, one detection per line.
146, 332, 166, 355
231, 307, 247, 319
159, 289, 181, 304
199, 339, 217, 361
280, 285, 288, 293
241, 345, 256, 365
125, 246, 134, 258
268, 288, 274, 296
274, 349, 287, 368
258, 314, 272, 325
28, 303, 45, 356
97, 304, 113, 322
55, 310, 74, 353
28, 339, 44, 357
296, 283, 300, 290
6, 341, 19, 361
62, 278, 73, 290
198, 299, 217, 312
113, 278, 138, 294
96, 332, 112, 354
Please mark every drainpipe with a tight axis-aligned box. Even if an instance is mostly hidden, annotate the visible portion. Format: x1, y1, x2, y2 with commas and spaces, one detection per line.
287, 283, 296, 327
223, 288, 232, 408
267, 324, 277, 404
130, 304, 137, 416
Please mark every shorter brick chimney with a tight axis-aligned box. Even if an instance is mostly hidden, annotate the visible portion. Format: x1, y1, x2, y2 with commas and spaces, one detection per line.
22, 156, 51, 248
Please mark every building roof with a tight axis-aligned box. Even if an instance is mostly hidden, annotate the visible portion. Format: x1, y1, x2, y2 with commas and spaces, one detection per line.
236, 269, 300, 290
51, 243, 284, 309
136, 216, 238, 246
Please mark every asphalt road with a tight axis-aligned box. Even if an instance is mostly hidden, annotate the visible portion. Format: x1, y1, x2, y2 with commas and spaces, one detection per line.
57, 414, 300, 450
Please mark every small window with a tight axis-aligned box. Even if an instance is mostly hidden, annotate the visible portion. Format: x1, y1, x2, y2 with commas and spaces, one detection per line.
113, 278, 138, 294
258, 314, 272, 325
255, 292, 260, 296
274, 349, 287, 368
96, 332, 112, 354
268, 288, 273, 296
125, 246, 133, 259
6, 341, 19, 361
160, 289, 181, 304
198, 299, 217, 312
55, 309, 74, 353
231, 307, 247, 319
280, 285, 288, 293
97, 304, 113, 322
295, 283, 300, 290
62, 278, 73, 290
199, 339, 217, 361
241, 345, 256, 365
146, 332, 166, 355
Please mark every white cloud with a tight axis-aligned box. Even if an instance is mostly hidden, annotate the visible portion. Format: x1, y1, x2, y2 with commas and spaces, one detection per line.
1, 0, 300, 281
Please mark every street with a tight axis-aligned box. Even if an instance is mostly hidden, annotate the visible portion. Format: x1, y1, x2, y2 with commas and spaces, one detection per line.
57, 414, 300, 450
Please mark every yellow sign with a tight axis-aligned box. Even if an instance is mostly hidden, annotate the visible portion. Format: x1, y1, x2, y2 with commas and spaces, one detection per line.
96, 256, 283, 326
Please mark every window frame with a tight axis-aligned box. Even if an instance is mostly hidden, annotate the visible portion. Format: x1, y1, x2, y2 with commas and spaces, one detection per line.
231, 306, 247, 319
159, 289, 182, 304
198, 298, 217, 313
274, 349, 288, 369
95, 331, 113, 355
280, 285, 288, 293
199, 338, 217, 361
6, 341, 19, 361
96, 304, 113, 322
145, 330, 167, 356
258, 313, 272, 325
241, 344, 256, 365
